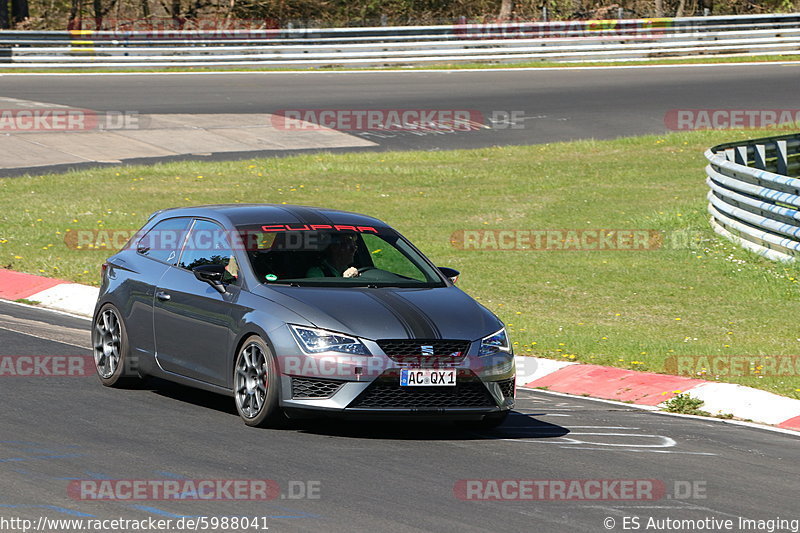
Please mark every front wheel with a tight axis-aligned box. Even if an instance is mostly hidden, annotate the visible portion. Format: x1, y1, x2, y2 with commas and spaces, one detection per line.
234, 336, 285, 428
92, 303, 141, 388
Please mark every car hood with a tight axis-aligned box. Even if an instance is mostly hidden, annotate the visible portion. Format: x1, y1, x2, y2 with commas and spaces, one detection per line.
250, 284, 503, 341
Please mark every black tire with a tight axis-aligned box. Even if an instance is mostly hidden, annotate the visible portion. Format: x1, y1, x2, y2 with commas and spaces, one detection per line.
233, 336, 285, 428
92, 303, 141, 388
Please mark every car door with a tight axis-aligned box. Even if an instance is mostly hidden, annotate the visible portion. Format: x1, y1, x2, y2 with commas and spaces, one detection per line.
121, 216, 192, 366
153, 218, 240, 387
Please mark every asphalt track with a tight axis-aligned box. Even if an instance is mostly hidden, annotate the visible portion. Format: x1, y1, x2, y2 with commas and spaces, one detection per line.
0, 63, 799, 176
2, 65, 800, 532
0, 300, 799, 532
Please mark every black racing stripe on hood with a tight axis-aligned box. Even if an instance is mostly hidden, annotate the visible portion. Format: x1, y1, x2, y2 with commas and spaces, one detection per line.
362, 290, 441, 339
357, 290, 414, 338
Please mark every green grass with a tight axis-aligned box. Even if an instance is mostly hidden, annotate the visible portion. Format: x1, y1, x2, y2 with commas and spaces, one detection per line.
14, 298, 41, 306
2, 54, 800, 74
663, 393, 710, 416
3, 129, 800, 399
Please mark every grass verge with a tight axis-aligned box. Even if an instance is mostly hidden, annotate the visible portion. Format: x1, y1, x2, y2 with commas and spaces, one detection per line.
1, 54, 799, 74
2, 129, 800, 398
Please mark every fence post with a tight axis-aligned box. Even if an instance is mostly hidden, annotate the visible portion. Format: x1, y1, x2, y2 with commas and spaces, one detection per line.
776, 140, 789, 175
753, 144, 767, 170
734, 145, 748, 166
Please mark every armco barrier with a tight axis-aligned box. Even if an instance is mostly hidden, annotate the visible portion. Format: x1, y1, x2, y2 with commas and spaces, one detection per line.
705, 133, 800, 261
0, 13, 799, 68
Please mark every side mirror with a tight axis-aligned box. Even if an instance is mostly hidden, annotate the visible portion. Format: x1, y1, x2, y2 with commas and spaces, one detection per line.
193, 264, 227, 294
438, 266, 460, 284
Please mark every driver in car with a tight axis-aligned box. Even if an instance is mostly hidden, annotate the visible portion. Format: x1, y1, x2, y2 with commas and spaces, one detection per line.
306, 233, 360, 278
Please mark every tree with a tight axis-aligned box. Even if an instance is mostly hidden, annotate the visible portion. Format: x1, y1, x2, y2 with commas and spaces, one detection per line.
68, 0, 81, 29
92, 0, 103, 27
10, 0, 27, 24
90, 0, 118, 29
498, 0, 514, 19
0, 0, 8, 29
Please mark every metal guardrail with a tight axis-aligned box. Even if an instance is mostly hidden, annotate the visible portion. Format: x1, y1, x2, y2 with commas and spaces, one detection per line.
0, 13, 799, 68
705, 132, 800, 262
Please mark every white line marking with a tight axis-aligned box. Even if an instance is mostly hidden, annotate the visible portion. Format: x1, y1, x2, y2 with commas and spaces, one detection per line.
521, 387, 800, 437
0, 325, 89, 350
591, 503, 739, 519
0, 299, 91, 321
598, 506, 706, 509
554, 433, 676, 447
564, 447, 717, 455
502, 426, 637, 431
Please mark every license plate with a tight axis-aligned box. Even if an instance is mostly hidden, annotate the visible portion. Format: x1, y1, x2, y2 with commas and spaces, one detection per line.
400, 368, 456, 387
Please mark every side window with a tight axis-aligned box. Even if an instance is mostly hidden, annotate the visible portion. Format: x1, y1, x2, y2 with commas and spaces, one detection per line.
361, 234, 427, 282
137, 217, 191, 265
179, 219, 239, 283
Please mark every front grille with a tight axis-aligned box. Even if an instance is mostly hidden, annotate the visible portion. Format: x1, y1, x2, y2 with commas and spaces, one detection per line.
291, 377, 345, 399
377, 339, 470, 365
496, 378, 515, 399
348, 379, 496, 409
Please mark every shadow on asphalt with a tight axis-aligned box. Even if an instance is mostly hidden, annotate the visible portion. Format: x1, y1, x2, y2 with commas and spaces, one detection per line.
144, 377, 239, 415
292, 412, 570, 441
143, 377, 570, 441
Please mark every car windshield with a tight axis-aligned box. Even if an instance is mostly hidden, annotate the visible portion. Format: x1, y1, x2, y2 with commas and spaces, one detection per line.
235, 224, 446, 288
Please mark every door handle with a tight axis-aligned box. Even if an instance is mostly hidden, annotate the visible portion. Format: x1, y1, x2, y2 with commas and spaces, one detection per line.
156, 291, 171, 301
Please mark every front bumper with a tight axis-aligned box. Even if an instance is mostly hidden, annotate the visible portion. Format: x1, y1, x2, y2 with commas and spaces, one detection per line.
279, 371, 515, 419
272, 330, 516, 418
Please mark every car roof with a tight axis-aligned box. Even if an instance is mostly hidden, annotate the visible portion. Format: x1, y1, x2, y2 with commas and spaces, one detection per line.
149, 204, 388, 228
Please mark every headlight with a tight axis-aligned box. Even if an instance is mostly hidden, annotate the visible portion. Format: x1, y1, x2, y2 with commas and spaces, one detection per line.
290, 325, 370, 355
479, 327, 512, 356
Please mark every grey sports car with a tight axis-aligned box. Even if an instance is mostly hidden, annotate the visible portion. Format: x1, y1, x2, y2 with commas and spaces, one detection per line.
93, 204, 515, 428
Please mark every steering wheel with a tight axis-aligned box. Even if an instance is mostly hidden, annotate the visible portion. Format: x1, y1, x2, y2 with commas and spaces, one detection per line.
357, 266, 377, 275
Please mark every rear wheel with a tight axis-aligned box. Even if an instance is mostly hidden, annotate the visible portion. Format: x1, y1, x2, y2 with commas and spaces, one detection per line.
234, 336, 285, 428
92, 304, 141, 387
